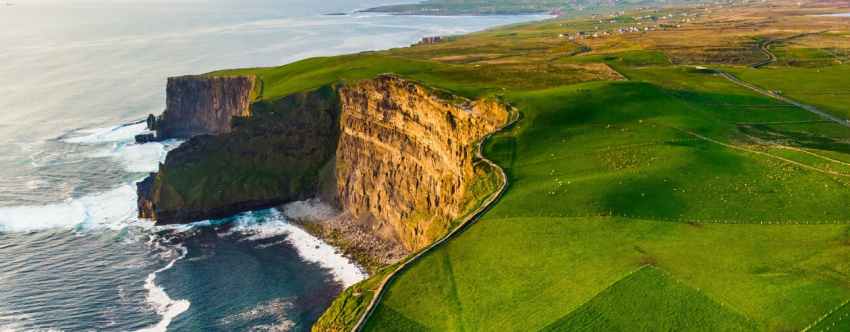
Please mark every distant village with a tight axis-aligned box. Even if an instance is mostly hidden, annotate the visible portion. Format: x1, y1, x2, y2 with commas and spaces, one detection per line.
558, 11, 699, 41
414, 9, 704, 46
417, 36, 445, 45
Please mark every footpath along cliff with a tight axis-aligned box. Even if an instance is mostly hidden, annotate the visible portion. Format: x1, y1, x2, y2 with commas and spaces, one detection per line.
137, 74, 509, 265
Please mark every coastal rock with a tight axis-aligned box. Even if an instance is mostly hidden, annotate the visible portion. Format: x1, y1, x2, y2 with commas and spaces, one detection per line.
134, 133, 156, 144
137, 74, 509, 261
136, 173, 157, 220
146, 114, 158, 131
336, 75, 508, 250
156, 75, 257, 140
138, 85, 341, 224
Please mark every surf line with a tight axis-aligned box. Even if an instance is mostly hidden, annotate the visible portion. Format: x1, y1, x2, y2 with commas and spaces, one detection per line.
137, 243, 190, 332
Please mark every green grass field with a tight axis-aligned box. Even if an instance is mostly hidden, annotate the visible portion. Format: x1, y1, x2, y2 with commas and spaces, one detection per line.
360, 51, 850, 332
198, 7, 850, 331
725, 65, 850, 121
809, 301, 850, 332
540, 266, 759, 332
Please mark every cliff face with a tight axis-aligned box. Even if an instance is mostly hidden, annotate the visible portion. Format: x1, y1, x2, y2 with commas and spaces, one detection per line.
156, 75, 257, 139
138, 85, 340, 224
138, 74, 509, 252
336, 76, 508, 250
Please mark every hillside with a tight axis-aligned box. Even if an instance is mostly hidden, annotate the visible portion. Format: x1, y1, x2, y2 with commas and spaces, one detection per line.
141, 0, 850, 330
336, 1, 850, 330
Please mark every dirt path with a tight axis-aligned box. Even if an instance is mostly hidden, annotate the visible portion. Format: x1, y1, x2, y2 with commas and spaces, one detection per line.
751, 38, 779, 69
714, 31, 849, 128
751, 31, 826, 68
351, 109, 520, 332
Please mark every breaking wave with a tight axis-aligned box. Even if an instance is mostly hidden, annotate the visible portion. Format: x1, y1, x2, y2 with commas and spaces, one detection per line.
137, 243, 191, 332
61, 122, 149, 145
0, 184, 140, 233
191, 207, 367, 288
0, 120, 181, 234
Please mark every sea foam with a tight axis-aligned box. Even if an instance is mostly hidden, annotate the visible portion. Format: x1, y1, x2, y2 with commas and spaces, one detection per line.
137, 244, 190, 332
0, 184, 140, 233
219, 208, 367, 287
87, 139, 181, 173
61, 122, 149, 145
0, 120, 181, 233
65, 121, 181, 174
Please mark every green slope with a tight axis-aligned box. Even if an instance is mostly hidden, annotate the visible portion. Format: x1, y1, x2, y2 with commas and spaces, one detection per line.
725, 65, 850, 121
195, 9, 850, 331
364, 68, 850, 331
541, 266, 758, 332
809, 301, 850, 332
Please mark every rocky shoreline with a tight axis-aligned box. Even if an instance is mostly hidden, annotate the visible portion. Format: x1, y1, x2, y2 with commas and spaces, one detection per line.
286, 205, 408, 274
136, 73, 511, 272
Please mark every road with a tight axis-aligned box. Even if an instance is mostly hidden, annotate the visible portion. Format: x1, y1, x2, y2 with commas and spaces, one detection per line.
751, 38, 778, 68
751, 31, 825, 68
715, 70, 850, 128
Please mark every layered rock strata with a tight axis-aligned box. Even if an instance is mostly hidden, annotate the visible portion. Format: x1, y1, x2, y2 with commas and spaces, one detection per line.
138, 74, 508, 258
156, 75, 257, 139
137, 85, 340, 223
335, 76, 508, 250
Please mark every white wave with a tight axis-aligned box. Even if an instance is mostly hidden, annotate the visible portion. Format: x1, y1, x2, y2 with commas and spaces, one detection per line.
281, 198, 339, 222
0, 119, 177, 233
62, 122, 149, 145
249, 323, 296, 332
0, 184, 142, 233
137, 245, 190, 332
88, 139, 181, 173
223, 208, 367, 287
62, 120, 182, 173
218, 298, 295, 331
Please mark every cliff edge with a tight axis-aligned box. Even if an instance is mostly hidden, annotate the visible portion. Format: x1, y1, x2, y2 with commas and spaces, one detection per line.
137, 74, 509, 264
137, 84, 340, 223
155, 75, 258, 140
336, 76, 507, 251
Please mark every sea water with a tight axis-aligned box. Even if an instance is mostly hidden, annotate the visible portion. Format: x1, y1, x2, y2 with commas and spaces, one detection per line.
0, 1, 543, 331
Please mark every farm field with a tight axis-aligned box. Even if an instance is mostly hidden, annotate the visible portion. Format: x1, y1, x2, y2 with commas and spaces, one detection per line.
726, 65, 850, 121
209, 1, 850, 330
355, 2, 850, 331
363, 69, 850, 331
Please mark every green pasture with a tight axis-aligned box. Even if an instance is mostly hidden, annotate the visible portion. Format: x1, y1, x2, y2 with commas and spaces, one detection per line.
363, 63, 850, 331
725, 65, 850, 120
197, 13, 850, 332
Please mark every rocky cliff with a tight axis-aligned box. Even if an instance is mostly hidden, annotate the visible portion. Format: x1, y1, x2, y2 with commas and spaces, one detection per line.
335, 76, 508, 250
138, 74, 508, 254
155, 75, 257, 139
137, 84, 340, 224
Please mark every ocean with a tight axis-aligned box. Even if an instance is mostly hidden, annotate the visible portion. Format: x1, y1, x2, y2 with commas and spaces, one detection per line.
0, 1, 542, 331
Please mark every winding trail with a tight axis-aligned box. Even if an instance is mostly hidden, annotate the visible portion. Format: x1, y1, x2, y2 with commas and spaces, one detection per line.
751, 38, 779, 69
715, 30, 849, 127
349, 31, 843, 330
751, 31, 826, 68
351, 108, 520, 332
